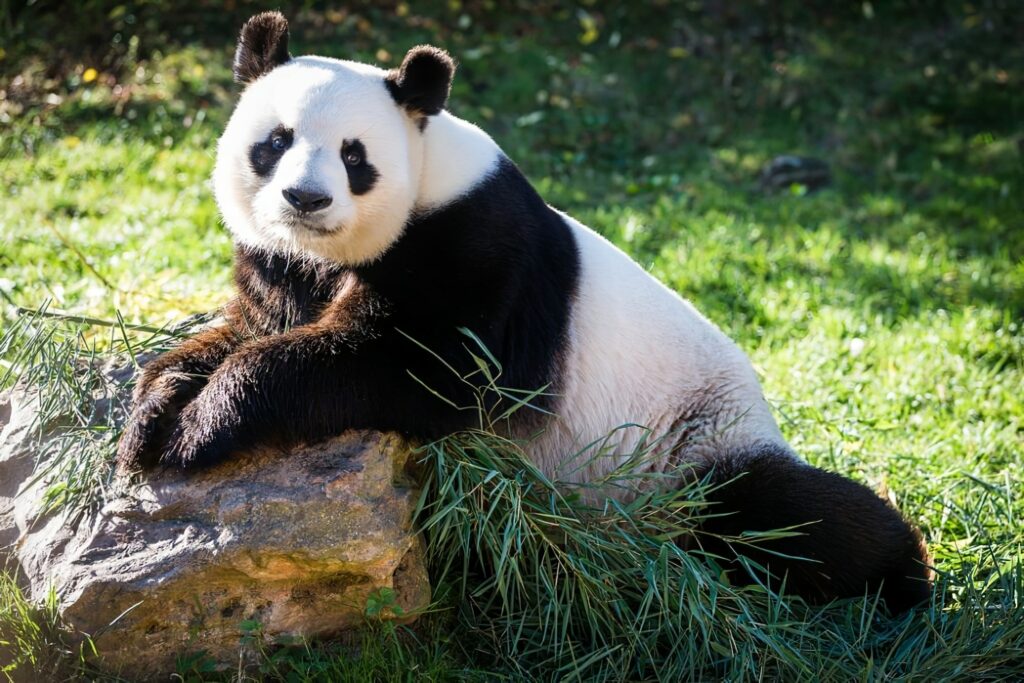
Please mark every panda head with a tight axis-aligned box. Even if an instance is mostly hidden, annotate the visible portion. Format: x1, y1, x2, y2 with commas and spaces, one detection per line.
213, 11, 456, 265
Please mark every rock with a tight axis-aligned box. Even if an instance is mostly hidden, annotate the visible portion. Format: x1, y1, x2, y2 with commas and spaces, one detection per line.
0, 389, 39, 552
759, 155, 832, 193
0, 374, 430, 678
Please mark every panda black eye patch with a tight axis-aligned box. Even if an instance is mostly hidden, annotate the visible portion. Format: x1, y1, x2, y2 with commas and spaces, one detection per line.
249, 125, 293, 178
341, 139, 379, 196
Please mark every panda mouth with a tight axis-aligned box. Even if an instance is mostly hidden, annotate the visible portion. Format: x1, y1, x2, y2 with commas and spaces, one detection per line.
279, 216, 340, 235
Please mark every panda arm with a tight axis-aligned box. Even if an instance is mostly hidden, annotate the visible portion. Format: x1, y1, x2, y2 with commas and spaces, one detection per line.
117, 316, 246, 469
157, 285, 469, 469
118, 249, 350, 470
157, 326, 459, 469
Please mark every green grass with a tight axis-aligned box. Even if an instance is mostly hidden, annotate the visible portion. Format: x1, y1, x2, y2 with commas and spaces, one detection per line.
2, 1, 1022, 680
0, 570, 97, 680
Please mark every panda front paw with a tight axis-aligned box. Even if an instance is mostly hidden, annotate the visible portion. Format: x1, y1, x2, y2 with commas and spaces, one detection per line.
158, 388, 244, 469
116, 371, 205, 471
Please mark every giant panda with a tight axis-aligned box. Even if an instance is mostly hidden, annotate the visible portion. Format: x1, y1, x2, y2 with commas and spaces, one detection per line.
117, 11, 931, 610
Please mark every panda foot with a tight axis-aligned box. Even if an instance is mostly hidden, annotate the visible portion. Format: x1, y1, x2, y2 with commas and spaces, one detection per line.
117, 371, 205, 472
694, 445, 932, 613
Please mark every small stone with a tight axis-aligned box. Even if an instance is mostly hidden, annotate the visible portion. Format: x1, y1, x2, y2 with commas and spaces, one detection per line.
759, 155, 832, 193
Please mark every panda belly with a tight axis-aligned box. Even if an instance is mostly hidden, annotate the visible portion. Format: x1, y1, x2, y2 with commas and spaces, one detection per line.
525, 214, 790, 493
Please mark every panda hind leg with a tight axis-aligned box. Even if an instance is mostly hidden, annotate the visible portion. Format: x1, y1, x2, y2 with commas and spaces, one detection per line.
691, 444, 931, 613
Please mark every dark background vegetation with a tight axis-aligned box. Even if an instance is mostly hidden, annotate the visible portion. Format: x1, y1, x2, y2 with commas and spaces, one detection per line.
4, 0, 1022, 198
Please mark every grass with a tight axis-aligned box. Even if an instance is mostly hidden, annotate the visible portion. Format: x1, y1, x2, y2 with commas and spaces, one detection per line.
2, 1, 1022, 680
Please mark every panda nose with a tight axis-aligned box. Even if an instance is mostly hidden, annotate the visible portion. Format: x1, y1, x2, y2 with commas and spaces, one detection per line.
282, 187, 333, 213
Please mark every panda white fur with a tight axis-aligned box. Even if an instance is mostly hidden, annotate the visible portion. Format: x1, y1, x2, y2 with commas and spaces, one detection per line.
118, 12, 930, 609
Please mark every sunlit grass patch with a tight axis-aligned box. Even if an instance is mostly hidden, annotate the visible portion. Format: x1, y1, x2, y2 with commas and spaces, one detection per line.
0, 571, 94, 681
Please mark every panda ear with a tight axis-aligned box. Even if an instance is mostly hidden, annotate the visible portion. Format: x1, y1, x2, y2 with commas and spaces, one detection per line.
385, 46, 455, 119
233, 11, 292, 85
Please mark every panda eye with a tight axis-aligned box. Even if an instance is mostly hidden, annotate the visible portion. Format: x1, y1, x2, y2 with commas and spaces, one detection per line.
342, 148, 363, 166
271, 134, 289, 151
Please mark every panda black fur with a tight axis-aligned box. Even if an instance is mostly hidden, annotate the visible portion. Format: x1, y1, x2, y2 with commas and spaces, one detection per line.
118, 12, 931, 610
